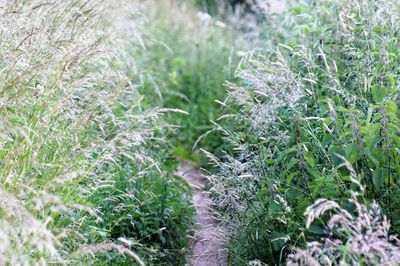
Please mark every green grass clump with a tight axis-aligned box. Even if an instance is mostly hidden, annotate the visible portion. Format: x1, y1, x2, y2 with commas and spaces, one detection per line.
208, 0, 400, 264
0, 1, 193, 264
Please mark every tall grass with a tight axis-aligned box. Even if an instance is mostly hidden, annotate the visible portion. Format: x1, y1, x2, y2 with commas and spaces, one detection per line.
207, 0, 400, 264
120, 0, 289, 164
288, 193, 400, 265
0, 0, 192, 264
6, 0, 400, 264
114, 0, 248, 162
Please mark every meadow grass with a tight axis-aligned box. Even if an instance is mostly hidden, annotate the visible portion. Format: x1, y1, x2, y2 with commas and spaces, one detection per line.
116, 0, 246, 163
0, 1, 193, 264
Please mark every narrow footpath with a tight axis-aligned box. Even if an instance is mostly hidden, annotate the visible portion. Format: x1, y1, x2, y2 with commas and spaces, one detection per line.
176, 159, 227, 266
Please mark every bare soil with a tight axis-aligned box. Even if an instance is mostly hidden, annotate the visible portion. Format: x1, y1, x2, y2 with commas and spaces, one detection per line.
176, 159, 227, 266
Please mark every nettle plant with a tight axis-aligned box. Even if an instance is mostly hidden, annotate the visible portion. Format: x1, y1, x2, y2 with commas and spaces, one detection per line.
208, 0, 400, 264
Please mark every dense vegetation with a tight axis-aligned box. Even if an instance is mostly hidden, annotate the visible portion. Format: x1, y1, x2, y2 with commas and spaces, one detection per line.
2, 0, 400, 265
207, 0, 400, 264
0, 1, 192, 264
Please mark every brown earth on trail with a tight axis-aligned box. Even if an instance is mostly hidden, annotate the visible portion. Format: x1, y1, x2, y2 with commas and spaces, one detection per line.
176, 159, 227, 266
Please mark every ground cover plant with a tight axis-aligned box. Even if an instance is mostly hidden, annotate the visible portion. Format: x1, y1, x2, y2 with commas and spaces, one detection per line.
207, 0, 400, 264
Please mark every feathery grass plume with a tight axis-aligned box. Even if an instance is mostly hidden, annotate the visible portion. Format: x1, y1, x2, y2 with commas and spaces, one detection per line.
227, 48, 305, 132
206, 47, 308, 264
208, 0, 400, 264
0, 188, 60, 265
288, 195, 400, 266
92, 2, 194, 263
0, 1, 106, 262
209, 47, 307, 214
74, 241, 146, 266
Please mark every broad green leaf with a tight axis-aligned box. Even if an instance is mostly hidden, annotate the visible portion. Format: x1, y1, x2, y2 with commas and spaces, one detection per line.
386, 74, 396, 88
345, 143, 361, 164
365, 149, 381, 168
308, 224, 325, 235
372, 167, 388, 193
385, 101, 398, 121
271, 232, 288, 251
286, 172, 298, 185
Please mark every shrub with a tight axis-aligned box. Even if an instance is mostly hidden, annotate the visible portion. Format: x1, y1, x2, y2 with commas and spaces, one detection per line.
208, 0, 400, 264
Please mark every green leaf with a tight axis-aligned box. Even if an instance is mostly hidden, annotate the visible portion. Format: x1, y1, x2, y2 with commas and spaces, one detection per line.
372, 167, 388, 193
269, 201, 283, 213
298, 198, 312, 212
387, 74, 396, 88
271, 231, 288, 251
392, 211, 400, 226
373, 26, 384, 34
362, 123, 381, 150
371, 84, 388, 103
305, 154, 315, 168
287, 157, 299, 170
329, 146, 345, 166
345, 143, 361, 164
385, 101, 398, 121
365, 151, 380, 168
308, 224, 325, 235
286, 171, 298, 185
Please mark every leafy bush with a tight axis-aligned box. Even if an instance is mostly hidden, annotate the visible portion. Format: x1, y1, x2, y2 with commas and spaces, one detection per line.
0, 1, 192, 264
208, 0, 400, 264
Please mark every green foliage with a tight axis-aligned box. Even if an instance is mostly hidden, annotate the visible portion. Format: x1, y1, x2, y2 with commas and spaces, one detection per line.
118, 0, 241, 161
0, 1, 193, 265
209, 0, 400, 264
85, 149, 193, 265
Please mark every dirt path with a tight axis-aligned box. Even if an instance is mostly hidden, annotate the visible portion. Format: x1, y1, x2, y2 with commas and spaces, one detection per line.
176, 159, 227, 266
174, 3, 288, 265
